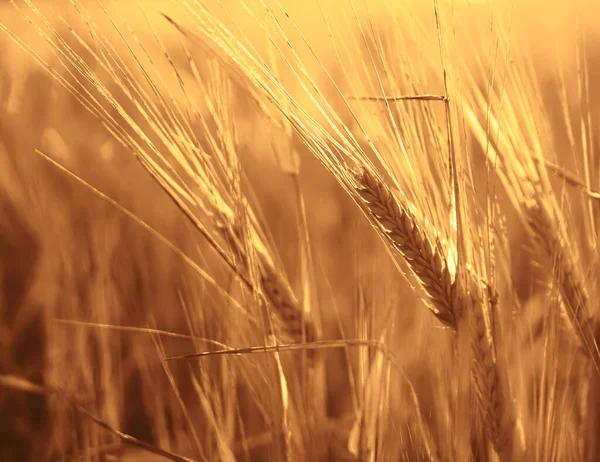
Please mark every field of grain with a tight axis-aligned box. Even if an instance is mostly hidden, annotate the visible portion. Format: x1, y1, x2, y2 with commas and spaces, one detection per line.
0, 0, 599, 461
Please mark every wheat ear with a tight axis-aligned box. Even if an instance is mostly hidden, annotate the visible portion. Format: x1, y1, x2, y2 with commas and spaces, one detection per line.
526, 202, 597, 359
353, 168, 456, 328
218, 220, 316, 343
353, 168, 514, 456
467, 288, 514, 458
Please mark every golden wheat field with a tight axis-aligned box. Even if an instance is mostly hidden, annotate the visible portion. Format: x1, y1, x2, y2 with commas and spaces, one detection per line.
1, 0, 600, 461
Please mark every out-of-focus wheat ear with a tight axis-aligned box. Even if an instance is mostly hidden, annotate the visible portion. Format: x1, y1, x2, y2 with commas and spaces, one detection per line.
259, 260, 317, 344
467, 287, 514, 460
526, 202, 598, 361
218, 220, 317, 344
353, 167, 456, 328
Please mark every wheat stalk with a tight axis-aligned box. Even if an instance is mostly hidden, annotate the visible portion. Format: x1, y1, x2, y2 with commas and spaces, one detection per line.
353, 167, 515, 457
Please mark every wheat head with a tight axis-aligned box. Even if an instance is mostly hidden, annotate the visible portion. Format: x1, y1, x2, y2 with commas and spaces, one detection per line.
467, 288, 514, 458
526, 201, 597, 359
218, 220, 316, 344
353, 167, 456, 328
